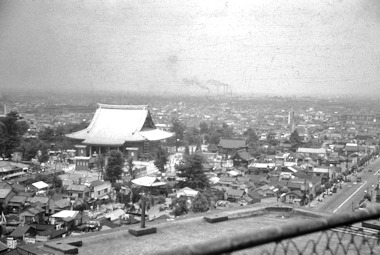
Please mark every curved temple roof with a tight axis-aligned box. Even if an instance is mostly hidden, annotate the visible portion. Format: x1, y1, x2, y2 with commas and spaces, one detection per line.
66, 103, 174, 145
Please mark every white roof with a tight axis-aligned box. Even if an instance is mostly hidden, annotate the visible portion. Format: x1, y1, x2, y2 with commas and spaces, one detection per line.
313, 168, 329, 173
66, 104, 174, 145
228, 170, 239, 176
248, 163, 276, 169
297, 148, 326, 154
132, 176, 166, 187
32, 181, 49, 190
287, 166, 298, 173
51, 210, 79, 219
104, 208, 125, 221
284, 162, 297, 167
177, 187, 199, 197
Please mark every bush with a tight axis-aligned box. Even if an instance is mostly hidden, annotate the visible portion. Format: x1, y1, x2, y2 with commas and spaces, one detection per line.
157, 195, 166, 204
170, 196, 188, 216
191, 193, 210, 213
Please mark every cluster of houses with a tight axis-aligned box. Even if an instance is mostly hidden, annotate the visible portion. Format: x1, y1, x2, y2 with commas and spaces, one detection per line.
0, 174, 115, 251
189, 136, 379, 207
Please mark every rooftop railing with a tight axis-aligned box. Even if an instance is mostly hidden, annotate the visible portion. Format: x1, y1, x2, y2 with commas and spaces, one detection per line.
157, 206, 380, 255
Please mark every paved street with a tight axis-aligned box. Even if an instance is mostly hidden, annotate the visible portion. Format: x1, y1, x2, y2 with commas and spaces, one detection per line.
312, 157, 380, 214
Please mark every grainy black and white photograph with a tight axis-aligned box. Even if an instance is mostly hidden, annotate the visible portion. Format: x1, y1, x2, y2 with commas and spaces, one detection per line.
1, 0, 380, 254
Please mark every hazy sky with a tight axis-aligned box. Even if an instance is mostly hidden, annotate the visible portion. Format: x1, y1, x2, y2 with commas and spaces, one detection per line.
1, 0, 379, 96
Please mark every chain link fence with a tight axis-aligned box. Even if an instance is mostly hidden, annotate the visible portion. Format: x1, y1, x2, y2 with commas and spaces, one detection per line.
158, 206, 380, 255
235, 226, 380, 255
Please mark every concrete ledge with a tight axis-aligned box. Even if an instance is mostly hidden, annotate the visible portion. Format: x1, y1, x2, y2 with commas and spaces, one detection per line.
362, 220, 380, 231
129, 227, 157, 236
44, 242, 78, 254
204, 214, 229, 223
67, 241, 83, 247
265, 206, 294, 213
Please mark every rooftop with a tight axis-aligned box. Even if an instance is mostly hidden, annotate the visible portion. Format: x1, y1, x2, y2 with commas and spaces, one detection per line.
66, 103, 174, 145
35, 205, 358, 255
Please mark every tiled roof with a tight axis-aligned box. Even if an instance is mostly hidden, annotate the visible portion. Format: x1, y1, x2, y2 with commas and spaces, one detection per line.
0, 188, 12, 199
218, 138, 247, 149
67, 184, 89, 192
10, 225, 31, 238
226, 189, 245, 198
65, 104, 173, 145
28, 196, 50, 205
9, 195, 27, 204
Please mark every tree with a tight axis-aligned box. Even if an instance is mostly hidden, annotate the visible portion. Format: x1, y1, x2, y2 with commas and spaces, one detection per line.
38, 127, 56, 143
208, 131, 222, 145
18, 138, 49, 161
170, 196, 188, 216
169, 117, 186, 151
52, 174, 63, 188
0, 111, 24, 159
191, 192, 210, 213
184, 126, 202, 146
199, 122, 209, 134
105, 150, 125, 184
244, 128, 259, 145
126, 157, 135, 203
289, 130, 302, 152
176, 152, 210, 190
16, 120, 29, 135
154, 146, 168, 173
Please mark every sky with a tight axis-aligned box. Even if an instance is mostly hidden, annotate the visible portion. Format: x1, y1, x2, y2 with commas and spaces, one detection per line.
0, 0, 380, 97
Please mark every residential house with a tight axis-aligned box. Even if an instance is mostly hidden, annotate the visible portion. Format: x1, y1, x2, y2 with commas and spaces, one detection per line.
0, 188, 15, 209
9, 224, 36, 241
7, 195, 27, 214
50, 210, 82, 231
66, 184, 91, 200
345, 143, 359, 156
313, 167, 330, 184
248, 163, 276, 173
285, 190, 304, 204
36, 227, 68, 241
225, 189, 245, 201
247, 190, 262, 203
254, 185, 276, 197
31, 181, 49, 195
296, 147, 327, 158
19, 205, 45, 224
47, 198, 71, 215
176, 187, 199, 199
27, 196, 51, 212
90, 180, 112, 200
217, 176, 236, 189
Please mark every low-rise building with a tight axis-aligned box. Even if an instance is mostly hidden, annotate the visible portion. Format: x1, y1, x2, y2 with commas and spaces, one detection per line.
66, 184, 91, 200
90, 180, 112, 200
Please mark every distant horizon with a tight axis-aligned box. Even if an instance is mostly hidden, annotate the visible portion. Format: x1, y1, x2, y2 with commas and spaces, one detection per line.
1, 0, 380, 97
2, 86, 380, 101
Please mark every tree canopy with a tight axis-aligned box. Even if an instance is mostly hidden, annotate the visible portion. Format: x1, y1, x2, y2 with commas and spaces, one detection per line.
289, 130, 302, 152
176, 152, 210, 190
168, 116, 186, 150
105, 150, 125, 184
0, 111, 28, 159
154, 146, 168, 173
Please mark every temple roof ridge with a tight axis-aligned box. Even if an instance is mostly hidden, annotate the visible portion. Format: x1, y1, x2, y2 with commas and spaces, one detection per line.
97, 103, 148, 110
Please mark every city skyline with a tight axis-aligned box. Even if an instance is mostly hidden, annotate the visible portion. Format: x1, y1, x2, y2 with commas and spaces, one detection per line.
1, 0, 380, 97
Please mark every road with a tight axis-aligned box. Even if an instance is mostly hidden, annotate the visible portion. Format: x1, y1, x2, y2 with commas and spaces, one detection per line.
315, 156, 380, 214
